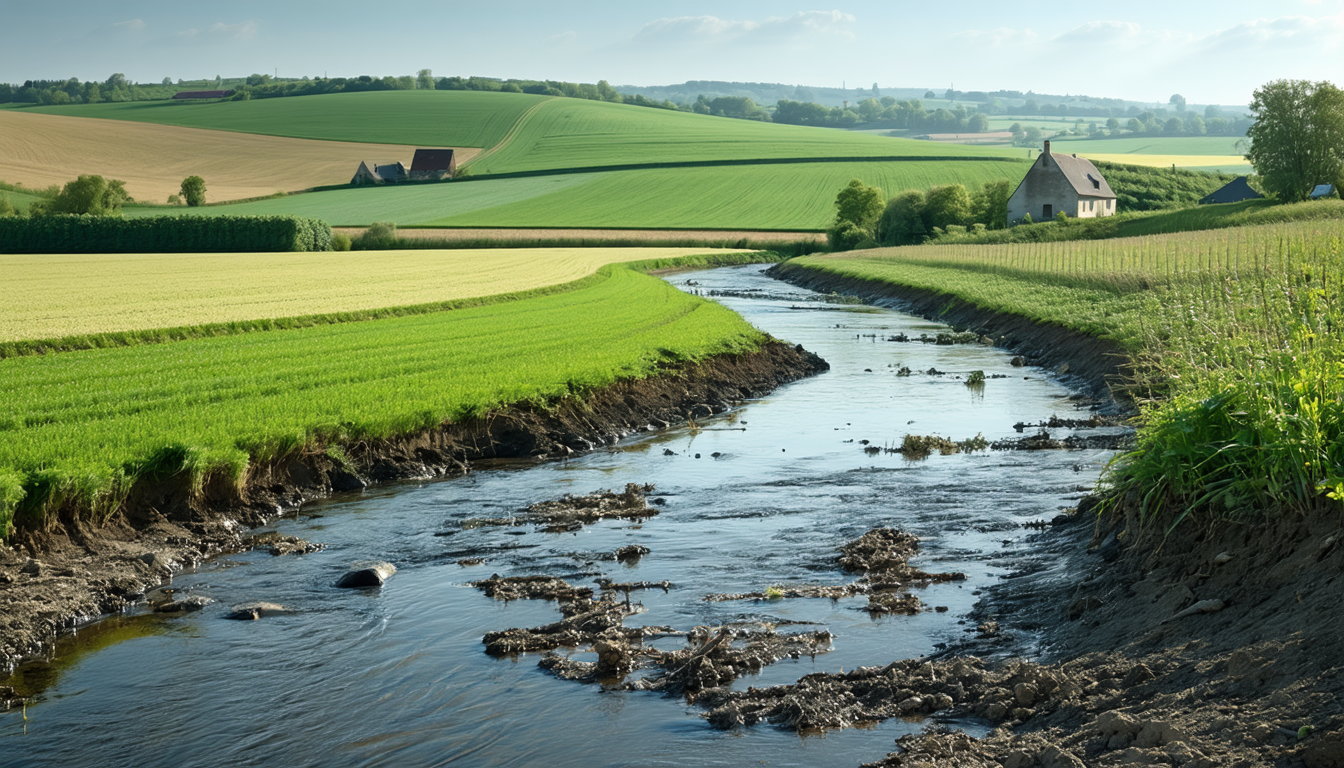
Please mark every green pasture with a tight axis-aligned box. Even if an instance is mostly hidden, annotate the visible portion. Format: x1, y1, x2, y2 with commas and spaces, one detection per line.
128, 159, 1027, 230
0, 260, 768, 535
20, 90, 542, 149
786, 218, 1344, 527
468, 96, 1017, 175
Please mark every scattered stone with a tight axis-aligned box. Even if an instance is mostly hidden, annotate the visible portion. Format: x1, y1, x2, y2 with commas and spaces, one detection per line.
154, 595, 213, 614
243, 532, 326, 556
335, 561, 397, 588
614, 545, 650, 563
224, 601, 292, 620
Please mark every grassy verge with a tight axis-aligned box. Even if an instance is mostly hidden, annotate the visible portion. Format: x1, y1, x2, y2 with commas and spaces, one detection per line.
0, 253, 778, 538
787, 218, 1344, 529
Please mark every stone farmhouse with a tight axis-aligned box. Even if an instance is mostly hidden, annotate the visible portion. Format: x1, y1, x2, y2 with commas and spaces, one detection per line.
1007, 141, 1116, 225
351, 161, 407, 185
350, 149, 457, 185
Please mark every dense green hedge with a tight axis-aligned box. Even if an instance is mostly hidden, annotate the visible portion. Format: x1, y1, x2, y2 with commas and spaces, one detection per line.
0, 215, 332, 253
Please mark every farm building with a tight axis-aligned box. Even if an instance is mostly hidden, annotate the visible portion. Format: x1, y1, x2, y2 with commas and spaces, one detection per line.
409, 149, 457, 180
1200, 177, 1263, 205
1310, 184, 1337, 200
1007, 140, 1116, 225
351, 161, 408, 185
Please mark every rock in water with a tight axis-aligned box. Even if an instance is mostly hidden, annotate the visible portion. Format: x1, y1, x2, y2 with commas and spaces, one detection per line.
335, 561, 397, 588
224, 602, 291, 620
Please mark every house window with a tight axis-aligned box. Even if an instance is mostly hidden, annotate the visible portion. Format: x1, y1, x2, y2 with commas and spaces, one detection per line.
1043, 204, 1053, 219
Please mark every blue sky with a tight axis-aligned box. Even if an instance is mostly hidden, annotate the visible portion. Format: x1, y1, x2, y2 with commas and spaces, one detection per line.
4, 1, 1341, 105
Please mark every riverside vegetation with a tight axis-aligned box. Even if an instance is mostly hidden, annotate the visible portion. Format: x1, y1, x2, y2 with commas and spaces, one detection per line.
0, 252, 779, 540
782, 217, 1344, 529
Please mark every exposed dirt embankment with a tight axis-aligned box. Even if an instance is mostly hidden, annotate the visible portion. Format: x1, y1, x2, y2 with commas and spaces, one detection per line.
834, 504, 1344, 768
0, 341, 828, 673
767, 261, 1131, 411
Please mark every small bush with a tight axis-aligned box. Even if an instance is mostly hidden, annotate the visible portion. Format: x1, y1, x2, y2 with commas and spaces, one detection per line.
330, 232, 352, 251
354, 221, 398, 250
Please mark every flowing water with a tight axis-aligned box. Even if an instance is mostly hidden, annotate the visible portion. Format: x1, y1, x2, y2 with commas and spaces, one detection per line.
0, 265, 1120, 768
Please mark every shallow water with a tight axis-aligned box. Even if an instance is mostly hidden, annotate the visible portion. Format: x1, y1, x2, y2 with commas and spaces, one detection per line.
0, 265, 1117, 768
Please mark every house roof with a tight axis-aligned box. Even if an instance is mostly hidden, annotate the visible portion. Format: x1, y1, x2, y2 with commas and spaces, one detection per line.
410, 148, 456, 171
1310, 184, 1337, 199
1048, 152, 1116, 199
1200, 176, 1263, 205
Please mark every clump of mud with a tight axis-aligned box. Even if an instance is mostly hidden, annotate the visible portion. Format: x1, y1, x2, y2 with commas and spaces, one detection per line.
242, 532, 325, 556
462, 483, 660, 533
705, 528, 964, 616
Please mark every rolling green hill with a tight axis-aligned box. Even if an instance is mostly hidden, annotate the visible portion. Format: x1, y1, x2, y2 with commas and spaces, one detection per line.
128, 159, 1026, 230
464, 96, 1017, 175
21, 90, 542, 149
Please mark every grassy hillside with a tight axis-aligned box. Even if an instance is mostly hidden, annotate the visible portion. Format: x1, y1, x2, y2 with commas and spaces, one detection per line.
20, 90, 541, 149
1, 247, 729, 345
128, 160, 1026, 230
0, 256, 770, 536
466, 96, 1017, 175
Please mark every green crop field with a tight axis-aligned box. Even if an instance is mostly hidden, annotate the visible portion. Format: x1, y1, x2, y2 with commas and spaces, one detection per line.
784, 218, 1344, 527
21, 90, 542, 149
1, 247, 731, 344
465, 96, 1016, 175
24, 90, 1017, 176
0, 260, 767, 535
128, 159, 1027, 230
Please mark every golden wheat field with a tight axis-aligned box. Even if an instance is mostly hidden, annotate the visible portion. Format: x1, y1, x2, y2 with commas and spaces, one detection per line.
0, 111, 480, 203
0, 247, 744, 342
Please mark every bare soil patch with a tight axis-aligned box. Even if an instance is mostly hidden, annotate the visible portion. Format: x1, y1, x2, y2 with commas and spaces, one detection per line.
0, 111, 479, 203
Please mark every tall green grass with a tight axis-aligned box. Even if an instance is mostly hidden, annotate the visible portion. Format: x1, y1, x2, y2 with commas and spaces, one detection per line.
129, 160, 1027, 230
788, 219, 1344, 527
0, 261, 768, 538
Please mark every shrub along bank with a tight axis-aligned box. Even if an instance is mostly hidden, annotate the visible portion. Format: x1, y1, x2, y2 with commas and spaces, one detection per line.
0, 214, 332, 253
779, 219, 1344, 530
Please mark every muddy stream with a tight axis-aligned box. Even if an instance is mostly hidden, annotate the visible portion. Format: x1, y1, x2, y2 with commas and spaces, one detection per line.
0, 264, 1123, 768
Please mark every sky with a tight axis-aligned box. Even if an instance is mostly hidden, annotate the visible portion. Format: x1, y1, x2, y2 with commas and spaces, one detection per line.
3, 1, 1342, 106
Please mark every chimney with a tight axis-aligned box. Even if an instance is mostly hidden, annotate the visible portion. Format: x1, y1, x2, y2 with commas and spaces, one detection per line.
1043, 140, 1050, 155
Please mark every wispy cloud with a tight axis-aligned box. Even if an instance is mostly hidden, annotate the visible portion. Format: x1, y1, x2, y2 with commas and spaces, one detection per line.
950, 26, 1039, 46
1054, 20, 1141, 43
1198, 13, 1344, 51
632, 10, 856, 47
166, 20, 259, 44
85, 18, 147, 39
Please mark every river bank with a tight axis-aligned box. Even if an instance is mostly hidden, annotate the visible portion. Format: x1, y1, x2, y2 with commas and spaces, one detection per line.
764, 260, 1344, 767
766, 261, 1130, 409
0, 340, 827, 673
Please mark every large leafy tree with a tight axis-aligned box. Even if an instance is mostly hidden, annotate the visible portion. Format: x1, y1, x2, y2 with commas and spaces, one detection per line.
29, 175, 130, 216
180, 175, 206, 207
1245, 79, 1344, 202
828, 178, 884, 251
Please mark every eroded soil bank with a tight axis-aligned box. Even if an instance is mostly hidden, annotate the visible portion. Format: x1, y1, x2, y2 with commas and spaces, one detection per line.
0, 341, 827, 672
766, 261, 1130, 408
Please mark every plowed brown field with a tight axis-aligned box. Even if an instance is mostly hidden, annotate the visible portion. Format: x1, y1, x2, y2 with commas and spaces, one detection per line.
0, 111, 480, 203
